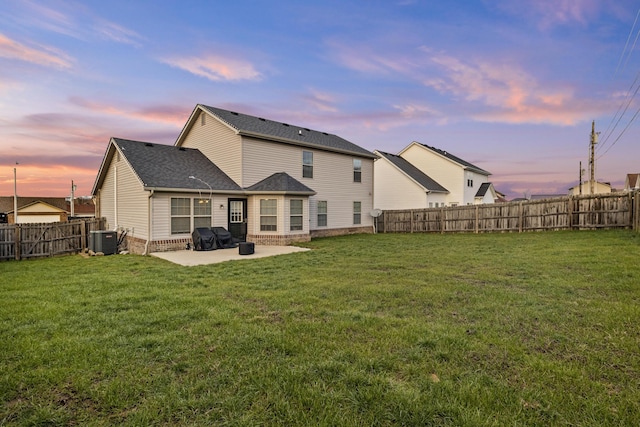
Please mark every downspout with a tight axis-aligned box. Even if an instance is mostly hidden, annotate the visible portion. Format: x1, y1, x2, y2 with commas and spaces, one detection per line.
114, 165, 118, 230
143, 189, 154, 255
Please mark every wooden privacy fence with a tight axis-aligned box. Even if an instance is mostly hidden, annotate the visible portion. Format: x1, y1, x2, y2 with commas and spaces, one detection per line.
0, 218, 105, 261
379, 192, 637, 234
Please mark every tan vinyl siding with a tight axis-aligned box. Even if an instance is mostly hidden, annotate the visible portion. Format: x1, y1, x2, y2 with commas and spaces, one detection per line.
373, 157, 428, 210
248, 195, 284, 237
99, 164, 115, 230
180, 111, 243, 184
151, 193, 232, 240
242, 137, 373, 230
114, 159, 149, 238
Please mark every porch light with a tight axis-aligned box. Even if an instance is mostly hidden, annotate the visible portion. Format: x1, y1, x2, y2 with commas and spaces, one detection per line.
188, 175, 212, 205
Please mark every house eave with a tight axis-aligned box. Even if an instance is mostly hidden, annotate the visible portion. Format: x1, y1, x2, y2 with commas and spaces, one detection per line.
243, 190, 317, 196
144, 186, 246, 195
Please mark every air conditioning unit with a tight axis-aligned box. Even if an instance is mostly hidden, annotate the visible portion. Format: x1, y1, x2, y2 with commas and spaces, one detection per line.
89, 231, 118, 255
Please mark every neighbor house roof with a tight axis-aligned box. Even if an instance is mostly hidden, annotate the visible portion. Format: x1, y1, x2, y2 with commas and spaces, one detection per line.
626, 173, 640, 189
92, 138, 242, 195
0, 197, 67, 213
244, 172, 316, 195
178, 104, 377, 159
375, 151, 448, 193
418, 143, 491, 176
475, 182, 493, 198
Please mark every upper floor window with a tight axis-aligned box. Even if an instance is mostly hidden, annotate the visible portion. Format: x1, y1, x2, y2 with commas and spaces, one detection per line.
303, 151, 313, 178
353, 159, 362, 183
353, 201, 361, 225
467, 179, 474, 187
290, 199, 303, 231
260, 199, 277, 231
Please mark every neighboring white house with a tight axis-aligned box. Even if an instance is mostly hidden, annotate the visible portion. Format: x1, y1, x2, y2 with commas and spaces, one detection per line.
92, 105, 376, 254
374, 141, 495, 209
373, 150, 448, 210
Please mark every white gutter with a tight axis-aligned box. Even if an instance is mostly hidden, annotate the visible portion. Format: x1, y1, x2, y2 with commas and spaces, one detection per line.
143, 189, 154, 256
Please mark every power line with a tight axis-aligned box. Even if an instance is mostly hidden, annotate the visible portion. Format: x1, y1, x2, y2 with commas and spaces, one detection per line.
615, 7, 640, 75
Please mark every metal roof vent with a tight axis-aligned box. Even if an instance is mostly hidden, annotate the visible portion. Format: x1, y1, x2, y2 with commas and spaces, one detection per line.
298, 130, 302, 135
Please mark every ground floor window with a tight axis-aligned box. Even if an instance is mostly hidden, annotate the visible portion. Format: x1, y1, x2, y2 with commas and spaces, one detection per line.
290, 199, 303, 231
171, 197, 212, 234
317, 201, 327, 227
171, 198, 191, 234
353, 201, 361, 225
193, 198, 212, 229
260, 199, 277, 231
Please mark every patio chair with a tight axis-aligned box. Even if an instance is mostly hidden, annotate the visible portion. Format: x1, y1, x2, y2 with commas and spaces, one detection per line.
212, 227, 238, 249
192, 227, 217, 251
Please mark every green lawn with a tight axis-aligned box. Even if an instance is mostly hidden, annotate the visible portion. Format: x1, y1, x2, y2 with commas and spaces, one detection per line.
1, 231, 639, 426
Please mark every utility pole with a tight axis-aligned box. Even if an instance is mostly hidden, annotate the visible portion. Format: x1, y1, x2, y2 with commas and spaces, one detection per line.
589, 121, 599, 195
13, 163, 18, 224
579, 161, 583, 195
70, 180, 76, 218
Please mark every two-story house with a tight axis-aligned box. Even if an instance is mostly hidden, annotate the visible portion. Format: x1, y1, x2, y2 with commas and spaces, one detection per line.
374, 141, 495, 210
92, 104, 376, 254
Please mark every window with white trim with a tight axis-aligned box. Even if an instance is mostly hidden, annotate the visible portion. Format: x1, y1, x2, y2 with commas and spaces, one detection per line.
303, 151, 313, 178
353, 201, 361, 225
193, 198, 212, 229
290, 199, 303, 231
317, 201, 327, 227
171, 198, 191, 234
467, 179, 474, 187
260, 199, 277, 231
353, 159, 362, 183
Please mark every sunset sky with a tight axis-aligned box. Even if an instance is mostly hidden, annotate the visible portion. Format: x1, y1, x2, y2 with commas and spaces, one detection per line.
1, 0, 640, 199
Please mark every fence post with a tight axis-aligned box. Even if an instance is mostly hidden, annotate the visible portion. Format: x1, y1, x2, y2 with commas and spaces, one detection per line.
475, 205, 479, 233
410, 210, 414, 233
81, 220, 87, 250
440, 208, 445, 234
14, 225, 21, 261
518, 202, 523, 233
567, 196, 572, 230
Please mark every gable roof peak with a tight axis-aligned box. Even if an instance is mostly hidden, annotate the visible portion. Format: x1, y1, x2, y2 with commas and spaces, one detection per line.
188, 104, 376, 158
411, 142, 491, 176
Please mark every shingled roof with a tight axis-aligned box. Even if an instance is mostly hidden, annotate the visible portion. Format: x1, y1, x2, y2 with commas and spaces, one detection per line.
196, 105, 376, 159
475, 182, 493, 198
375, 151, 448, 193
419, 143, 490, 175
244, 172, 316, 195
92, 138, 242, 194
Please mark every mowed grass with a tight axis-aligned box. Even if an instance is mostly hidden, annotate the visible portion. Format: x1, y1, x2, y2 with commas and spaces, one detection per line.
1, 231, 639, 426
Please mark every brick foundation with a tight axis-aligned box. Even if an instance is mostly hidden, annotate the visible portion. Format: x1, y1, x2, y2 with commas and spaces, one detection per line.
125, 226, 372, 255
246, 234, 311, 246
126, 235, 192, 255
310, 226, 373, 239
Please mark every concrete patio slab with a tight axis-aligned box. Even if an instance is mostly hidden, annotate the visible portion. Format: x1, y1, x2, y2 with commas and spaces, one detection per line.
150, 245, 310, 266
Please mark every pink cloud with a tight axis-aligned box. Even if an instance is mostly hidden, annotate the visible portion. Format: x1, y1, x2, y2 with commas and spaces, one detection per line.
160, 54, 262, 82
69, 97, 190, 127
491, 0, 601, 30
423, 52, 592, 125
300, 89, 340, 113
0, 33, 72, 68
